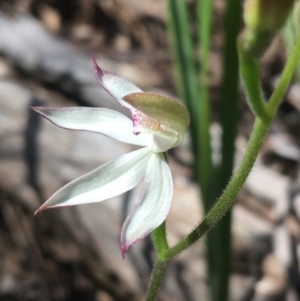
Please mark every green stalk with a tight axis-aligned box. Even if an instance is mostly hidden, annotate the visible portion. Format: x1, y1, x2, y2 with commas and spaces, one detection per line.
145, 19, 300, 301
164, 3, 300, 301
238, 41, 269, 119
266, 31, 300, 115
145, 260, 168, 301
151, 222, 169, 260
163, 116, 269, 260
283, 13, 300, 80
161, 30, 300, 261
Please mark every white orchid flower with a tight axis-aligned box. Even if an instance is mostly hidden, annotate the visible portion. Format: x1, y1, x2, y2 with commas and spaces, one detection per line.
33, 57, 190, 257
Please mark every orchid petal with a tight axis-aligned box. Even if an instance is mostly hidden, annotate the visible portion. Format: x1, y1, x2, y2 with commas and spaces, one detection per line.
32, 107, 151, 147
120, 152, 173, 257
150, 131, 178, 153
123, 92, 190, 135
92, 56, 142, 109
35, 147, 151, 214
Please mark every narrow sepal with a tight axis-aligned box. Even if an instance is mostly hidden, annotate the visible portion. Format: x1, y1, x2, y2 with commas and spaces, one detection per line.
120, 152, 173, 257
35, 148, 151, 214
32, 106, 150, 147
92, 56, 142, 109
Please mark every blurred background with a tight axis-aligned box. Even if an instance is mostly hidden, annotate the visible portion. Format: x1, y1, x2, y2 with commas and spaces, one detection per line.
1, 0, 300, 300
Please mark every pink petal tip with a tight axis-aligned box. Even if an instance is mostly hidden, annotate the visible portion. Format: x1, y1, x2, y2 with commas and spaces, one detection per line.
92, 55, 103, 79
34, 204, 51, 216
120, 229, 153, 259
31, 106, 42, 113
120, 239, 136, 259
120, 242, 127, 259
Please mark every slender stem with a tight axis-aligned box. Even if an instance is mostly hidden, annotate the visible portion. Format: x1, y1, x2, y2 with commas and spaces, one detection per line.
151, 222, 169, 260
266, 31, 300, 115
163, 117, 269, 260
283, 15, 300, 80
147, 222, 169, 300
238, 40, 270, 120
144, 260, 168, 301
161, 31, 300, 261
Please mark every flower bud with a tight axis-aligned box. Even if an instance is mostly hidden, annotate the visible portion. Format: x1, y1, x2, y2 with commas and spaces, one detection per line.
244, 0, 294, 33
242, 0, 294, 56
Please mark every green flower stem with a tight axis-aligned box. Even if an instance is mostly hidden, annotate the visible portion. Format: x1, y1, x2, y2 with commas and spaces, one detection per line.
162, 117, 269, 260
151, 222, 169, 260
147, 222, 169, 300
238, 40, 270, 120
145, 260, 168, 301
160, 31, 300, 262
266, 31, 300, 115
147, 8, 300, 301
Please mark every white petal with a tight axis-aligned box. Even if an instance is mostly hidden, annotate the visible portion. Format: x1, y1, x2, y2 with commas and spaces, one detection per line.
35, 148, 151, 213
120, 152, 173, 256
150, 130, 179, 153
92, 56, 142, 109
32, 106, 150, 146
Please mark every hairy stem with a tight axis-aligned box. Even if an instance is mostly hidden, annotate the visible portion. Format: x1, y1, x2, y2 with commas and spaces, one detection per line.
144, 260, 168, 301
163, 117, 269, 260
161, 30, 300, 261
151, 222, 169, 260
